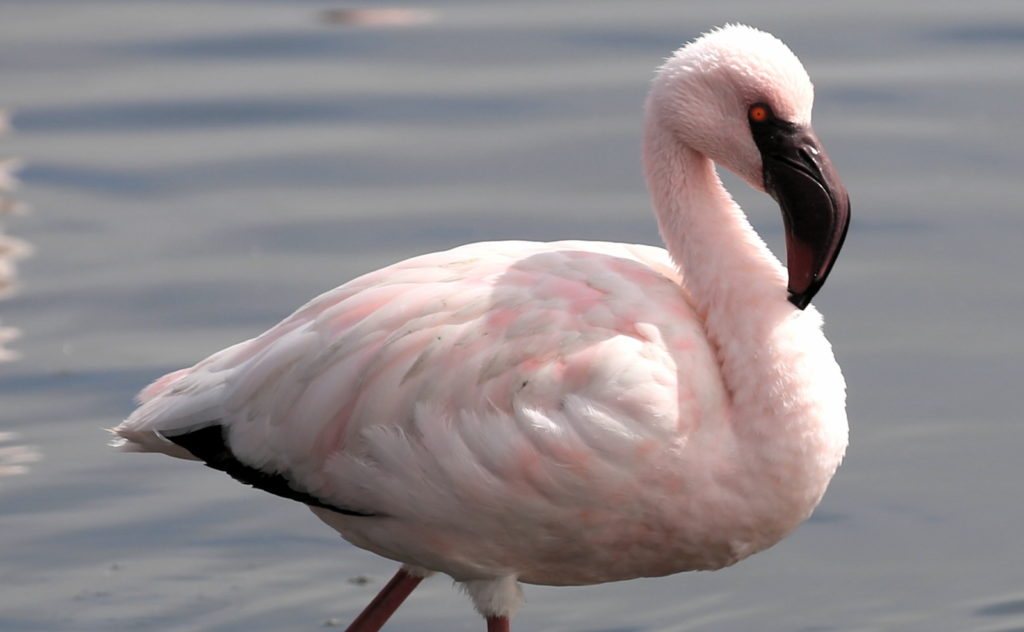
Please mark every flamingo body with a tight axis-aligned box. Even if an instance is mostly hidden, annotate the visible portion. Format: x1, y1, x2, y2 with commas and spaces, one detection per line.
114, 24, 850, 627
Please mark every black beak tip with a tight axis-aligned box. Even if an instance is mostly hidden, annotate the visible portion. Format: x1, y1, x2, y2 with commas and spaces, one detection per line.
787, 289, 813, 310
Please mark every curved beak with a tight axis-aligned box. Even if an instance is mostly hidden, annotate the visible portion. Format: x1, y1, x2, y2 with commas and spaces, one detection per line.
754, 123, 851, 309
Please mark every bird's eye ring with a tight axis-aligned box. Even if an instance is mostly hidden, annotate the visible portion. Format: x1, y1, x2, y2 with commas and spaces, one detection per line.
749, 104, 770, 122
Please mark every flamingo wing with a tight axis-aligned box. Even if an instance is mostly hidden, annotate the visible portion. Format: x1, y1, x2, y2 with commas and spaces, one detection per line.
114, 240, 726, 531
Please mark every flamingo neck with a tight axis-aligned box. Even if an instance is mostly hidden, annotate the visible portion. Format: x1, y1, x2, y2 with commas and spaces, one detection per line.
644, 118, 844, 439
643, 120, 847, 521
643, 122, 791, 358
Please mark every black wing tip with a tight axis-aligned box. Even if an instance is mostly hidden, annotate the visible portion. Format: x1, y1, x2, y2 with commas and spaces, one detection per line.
165, 424, 374, 517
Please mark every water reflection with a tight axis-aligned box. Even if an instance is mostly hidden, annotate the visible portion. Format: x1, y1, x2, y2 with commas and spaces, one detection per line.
0, 109, 30, 362
319, 8, 434, 28
0, 431, 41, 480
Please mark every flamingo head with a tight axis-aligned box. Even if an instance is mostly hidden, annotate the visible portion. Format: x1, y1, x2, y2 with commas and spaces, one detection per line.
647, 24, 851, 309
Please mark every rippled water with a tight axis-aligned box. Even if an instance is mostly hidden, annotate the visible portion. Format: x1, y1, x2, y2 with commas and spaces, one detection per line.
2, 2, 1023, 631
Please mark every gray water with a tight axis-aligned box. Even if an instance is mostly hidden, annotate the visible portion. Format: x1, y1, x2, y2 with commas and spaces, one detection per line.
1, 1, 1023, 630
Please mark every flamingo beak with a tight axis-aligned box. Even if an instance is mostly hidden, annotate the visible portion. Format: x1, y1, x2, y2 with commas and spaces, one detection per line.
754, 124, 851, 310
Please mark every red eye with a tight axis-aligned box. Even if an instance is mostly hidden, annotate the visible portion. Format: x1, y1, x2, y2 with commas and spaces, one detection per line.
749, 104, 769, 122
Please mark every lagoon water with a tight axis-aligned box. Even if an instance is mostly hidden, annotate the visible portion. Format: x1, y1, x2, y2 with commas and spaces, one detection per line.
1, 2, 1023, 630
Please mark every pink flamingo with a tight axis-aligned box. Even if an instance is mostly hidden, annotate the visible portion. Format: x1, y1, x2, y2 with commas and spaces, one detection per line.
113, 25, 850, 632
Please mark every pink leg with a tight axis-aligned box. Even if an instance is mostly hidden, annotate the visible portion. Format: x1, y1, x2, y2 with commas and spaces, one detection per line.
486, 616, 510, 632
344, 568, 424, 632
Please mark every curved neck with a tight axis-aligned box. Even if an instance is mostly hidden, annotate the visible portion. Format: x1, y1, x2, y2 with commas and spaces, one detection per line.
641, 118, 835, 432
643, 119, 792, 345
642, 117, 848, 514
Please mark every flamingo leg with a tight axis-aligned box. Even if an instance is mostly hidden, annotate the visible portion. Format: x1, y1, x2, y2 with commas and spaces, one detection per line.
486, 616, 510, 632
344, 568, 424, 632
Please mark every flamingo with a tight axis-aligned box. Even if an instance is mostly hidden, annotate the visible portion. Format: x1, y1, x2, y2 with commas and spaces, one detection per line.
112, 24, 851, 631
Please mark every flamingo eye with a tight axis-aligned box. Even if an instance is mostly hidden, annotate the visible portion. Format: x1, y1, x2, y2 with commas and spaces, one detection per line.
749, 104, 770, 123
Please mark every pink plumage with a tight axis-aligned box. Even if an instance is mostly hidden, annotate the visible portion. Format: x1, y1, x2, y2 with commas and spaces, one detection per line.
113, 24, 850, 631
